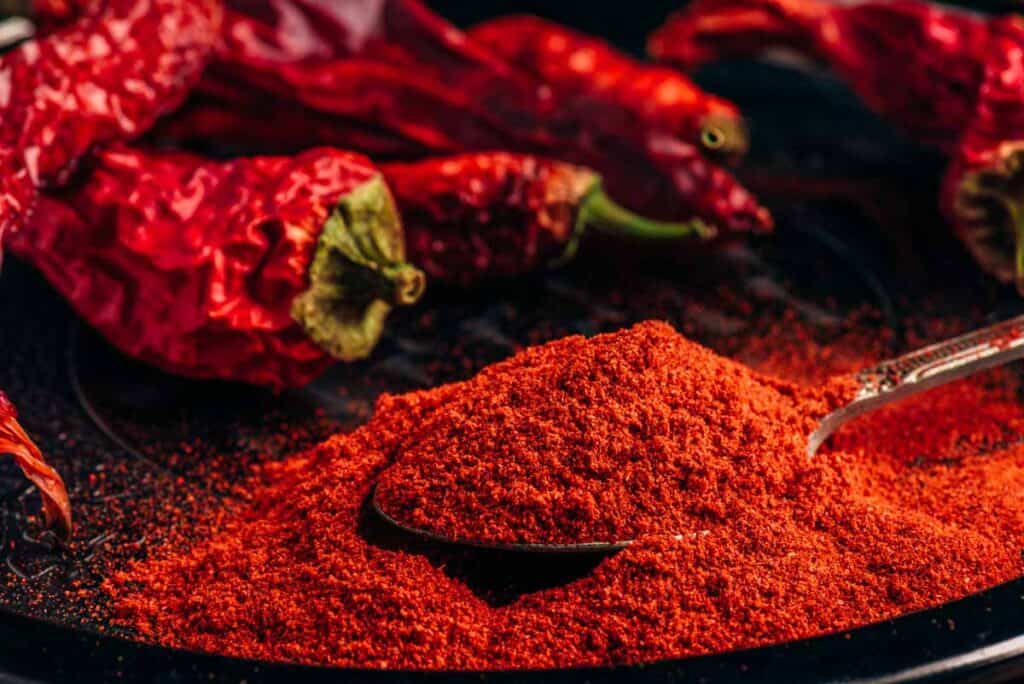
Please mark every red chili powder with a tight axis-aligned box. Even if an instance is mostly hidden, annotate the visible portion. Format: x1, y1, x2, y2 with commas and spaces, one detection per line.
106, 319, 1024, 669
373, 321, 855, 546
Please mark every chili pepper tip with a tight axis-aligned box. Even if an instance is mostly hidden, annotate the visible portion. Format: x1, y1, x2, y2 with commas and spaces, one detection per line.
699, 113, 750, 167
0, 397, 72, 539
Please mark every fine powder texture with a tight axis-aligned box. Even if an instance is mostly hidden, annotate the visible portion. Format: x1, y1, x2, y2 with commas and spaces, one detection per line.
373, 321, 853, 545
107, 320, 1024, 669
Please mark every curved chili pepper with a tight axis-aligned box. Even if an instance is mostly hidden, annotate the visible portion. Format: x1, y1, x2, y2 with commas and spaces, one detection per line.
111, 0, 767, 235
7, 146, 425, 389
649, 0, 991, 153
0, 0, 221, 251
29, 0, 772, 234
652, 0, 1024, 292
25, 0, 771, 236
384, 152, 715, 287
944, 17, 1024, 292
0, 392, 71, 537
467, 15, 749, 167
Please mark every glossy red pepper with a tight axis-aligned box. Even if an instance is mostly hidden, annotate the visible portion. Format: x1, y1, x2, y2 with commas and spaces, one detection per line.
7, 146, 425, 389
383, 152, 715, 287
0, 392, 71, 537
12, 147, 712, 373
944, 16, 1024, 291
464, 14, 768, 234
649, 0, 991, 153
0, 0, 221, 251
115, 0, 770, 235
467, 15, 750, 167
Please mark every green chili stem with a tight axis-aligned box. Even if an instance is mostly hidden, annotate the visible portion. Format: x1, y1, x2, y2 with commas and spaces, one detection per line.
553, 182, 717, 268
1010, 200, 1024, 297
381, 262, 428, 306
292, 175, 425, 362
981, 147, 1024, 295
579, 185, 717, 242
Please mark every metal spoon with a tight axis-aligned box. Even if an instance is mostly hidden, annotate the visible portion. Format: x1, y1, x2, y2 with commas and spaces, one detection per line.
374, 314, 1024, 553
807, 313, 1024, 456
372, 498, 639, 553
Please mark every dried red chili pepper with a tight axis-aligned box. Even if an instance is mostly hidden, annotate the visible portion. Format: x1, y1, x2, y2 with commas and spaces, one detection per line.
7, 146, 425, 389
0, 391, 71, 537
107, 0, 771, 235
0, 0, 221, 251
649, 0, 992, 153
202, 58, 550, 158
383, 153, 715, 287
212, 0, 531, 96
649, 0, 1024, 289
467, 15, 750, 167
10, 145, 714, 384
943, 16, 1024, 291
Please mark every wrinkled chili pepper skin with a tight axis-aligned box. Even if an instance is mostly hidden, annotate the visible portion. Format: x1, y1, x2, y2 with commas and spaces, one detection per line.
126, 0, 771, 234
383, 154, 634, 288
216, 0, 530, 98
943, 17, 1024, 291
0, 0, 221, 248
467, 15, 749, 167
8, 146, 421, 389
0, 392, 71, 537
650, 0, 991, 153
159, 0, 559, 158
385, 154, 592, 287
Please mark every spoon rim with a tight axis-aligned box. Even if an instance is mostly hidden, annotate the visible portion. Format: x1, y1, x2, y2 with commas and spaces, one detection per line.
370, 486, 632, 554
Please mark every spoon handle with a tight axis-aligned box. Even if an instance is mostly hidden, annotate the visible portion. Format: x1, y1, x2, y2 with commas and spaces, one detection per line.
808, 314, 1024, 456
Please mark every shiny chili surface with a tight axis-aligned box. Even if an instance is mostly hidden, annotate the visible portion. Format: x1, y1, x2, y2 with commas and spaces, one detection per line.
9, 146, 391, 388
0, 0, 221, 244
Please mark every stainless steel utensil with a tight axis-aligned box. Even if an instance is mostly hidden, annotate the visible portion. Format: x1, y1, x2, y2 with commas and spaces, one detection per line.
807, 314, 1024, 456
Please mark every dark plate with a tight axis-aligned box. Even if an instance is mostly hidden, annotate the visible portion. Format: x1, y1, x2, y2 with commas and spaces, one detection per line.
0, 34, 1021, 684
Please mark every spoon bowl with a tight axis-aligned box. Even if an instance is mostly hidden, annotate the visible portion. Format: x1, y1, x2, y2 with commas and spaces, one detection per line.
371, 491, 633, 553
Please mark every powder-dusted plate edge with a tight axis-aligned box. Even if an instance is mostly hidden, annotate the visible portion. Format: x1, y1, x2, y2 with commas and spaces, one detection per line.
0, 574, 1024, 683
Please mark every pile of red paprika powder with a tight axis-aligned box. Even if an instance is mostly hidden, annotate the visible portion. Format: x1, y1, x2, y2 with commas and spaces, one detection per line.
372, 322, 857, 547
105, 319, 1024, 669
